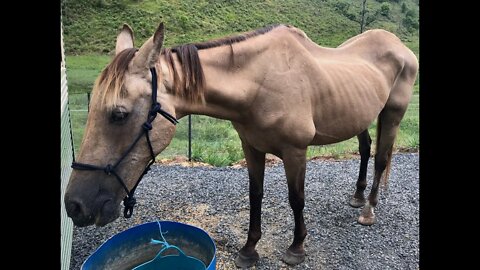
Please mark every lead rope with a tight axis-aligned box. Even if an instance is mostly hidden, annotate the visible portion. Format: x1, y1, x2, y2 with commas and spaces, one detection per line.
71, 67, 178, 218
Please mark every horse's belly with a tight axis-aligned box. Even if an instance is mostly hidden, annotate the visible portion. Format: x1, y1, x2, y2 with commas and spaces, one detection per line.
310, 104, 382, 145
310, 120, 372, 145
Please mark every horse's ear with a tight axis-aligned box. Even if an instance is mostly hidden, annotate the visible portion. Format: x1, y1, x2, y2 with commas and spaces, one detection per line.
147, 22, 165, 67
133, 22, 165, 69
115, 24, 134, 55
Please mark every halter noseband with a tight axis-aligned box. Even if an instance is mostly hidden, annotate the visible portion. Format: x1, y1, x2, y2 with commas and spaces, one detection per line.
71, 68, 178, 218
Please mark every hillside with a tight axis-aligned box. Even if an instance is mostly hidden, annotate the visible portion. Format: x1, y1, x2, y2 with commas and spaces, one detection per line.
62, 0, 419, 56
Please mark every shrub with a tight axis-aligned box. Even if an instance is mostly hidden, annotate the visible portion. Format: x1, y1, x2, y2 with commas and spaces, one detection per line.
333, 1, 350, 15
380, 3, 390, 17
403, 9, 419, 31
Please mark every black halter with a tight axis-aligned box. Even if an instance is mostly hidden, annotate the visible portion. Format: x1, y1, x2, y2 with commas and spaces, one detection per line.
71, 68, 178, 218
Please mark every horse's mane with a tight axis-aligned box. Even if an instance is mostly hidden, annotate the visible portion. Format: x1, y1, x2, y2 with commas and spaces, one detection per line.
96, 24, 285, 108
94, 47, 138, 110
162, 24, 284, 103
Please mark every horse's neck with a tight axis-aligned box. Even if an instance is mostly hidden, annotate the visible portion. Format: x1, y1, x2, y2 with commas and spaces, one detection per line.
169, 44, 266, 122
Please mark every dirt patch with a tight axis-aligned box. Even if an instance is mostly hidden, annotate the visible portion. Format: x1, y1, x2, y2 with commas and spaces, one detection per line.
156, 156, 213, 167
159, 203, 220, 232
231, 154, 282, 168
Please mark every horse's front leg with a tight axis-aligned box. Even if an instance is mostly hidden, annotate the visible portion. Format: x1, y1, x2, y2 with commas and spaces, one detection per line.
282, 147, 308, 265
234, 141, 266, 268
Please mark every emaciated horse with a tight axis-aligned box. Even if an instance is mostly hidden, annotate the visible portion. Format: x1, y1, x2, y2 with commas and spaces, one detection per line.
64, 22, 418, 267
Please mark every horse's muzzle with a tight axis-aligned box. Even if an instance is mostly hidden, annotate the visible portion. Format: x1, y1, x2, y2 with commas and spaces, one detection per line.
64, 194, 119, 227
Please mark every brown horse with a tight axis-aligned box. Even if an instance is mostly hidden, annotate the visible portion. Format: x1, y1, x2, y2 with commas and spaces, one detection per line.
64, 22, 418, 267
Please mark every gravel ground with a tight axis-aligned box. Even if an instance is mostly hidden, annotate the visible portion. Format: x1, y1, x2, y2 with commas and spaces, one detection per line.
69, 153, 419, 270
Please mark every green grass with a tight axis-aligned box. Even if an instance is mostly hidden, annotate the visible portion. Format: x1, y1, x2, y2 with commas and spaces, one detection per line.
68, 94, 89, 151
65, 55, 110, 93
62, 0, 418, 56
189, 116, 244, 166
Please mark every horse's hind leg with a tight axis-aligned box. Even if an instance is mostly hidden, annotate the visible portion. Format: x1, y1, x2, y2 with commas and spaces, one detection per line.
349, 130, 372, 208
281, 147, 308, 265
234, 141, 266, 268
358, 56, 416, 226
358, 107, 406, 225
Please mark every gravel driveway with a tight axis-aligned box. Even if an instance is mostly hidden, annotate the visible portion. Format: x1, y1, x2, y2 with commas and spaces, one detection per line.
69, 153, 419, 269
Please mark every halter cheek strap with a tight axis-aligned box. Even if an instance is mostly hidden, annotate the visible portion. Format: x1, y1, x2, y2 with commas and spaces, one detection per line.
71, 67, 178, 218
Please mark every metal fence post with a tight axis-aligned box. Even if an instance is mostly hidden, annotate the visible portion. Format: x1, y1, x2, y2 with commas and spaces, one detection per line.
188, 115, 192, 161
87, 92, 91, 113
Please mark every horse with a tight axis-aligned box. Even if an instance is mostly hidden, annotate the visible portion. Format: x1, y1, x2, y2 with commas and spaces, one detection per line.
64, 22, 418, 267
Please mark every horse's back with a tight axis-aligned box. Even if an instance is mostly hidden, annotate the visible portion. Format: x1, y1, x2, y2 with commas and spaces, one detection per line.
234, 27, 418, 149
303, 30, 418, 145
339, 29, 418, 112
336, 29, 417, 80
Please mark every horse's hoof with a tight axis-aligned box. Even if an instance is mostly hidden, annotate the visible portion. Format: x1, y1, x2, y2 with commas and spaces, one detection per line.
358, 214, 376, 226
282, 248, 305, 266
358, 202, 376, 226
234, 250, 259, 268
349, 197, 366, 208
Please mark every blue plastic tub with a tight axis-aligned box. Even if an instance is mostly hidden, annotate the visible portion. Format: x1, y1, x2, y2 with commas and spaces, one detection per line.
81, 221, 216, 270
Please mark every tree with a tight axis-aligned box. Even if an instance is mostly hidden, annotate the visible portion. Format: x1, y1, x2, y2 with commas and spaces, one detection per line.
358, 0, 379, 33
334, 0, 380, 33
333, 1, 350, 14
401, 2, 407, 13
360, 0, 367, 33
380, 3, 390, 18
403, 9, 419, 31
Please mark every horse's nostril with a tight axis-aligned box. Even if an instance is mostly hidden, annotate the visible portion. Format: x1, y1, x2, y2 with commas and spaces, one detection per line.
66, 199, 83, 218
64, 194, 98, 226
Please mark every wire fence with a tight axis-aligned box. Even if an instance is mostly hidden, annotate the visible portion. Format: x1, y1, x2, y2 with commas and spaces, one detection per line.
60, 24, 73, 270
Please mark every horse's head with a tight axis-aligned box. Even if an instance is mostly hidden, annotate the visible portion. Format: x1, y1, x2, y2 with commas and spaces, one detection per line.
64, 23, 177, 227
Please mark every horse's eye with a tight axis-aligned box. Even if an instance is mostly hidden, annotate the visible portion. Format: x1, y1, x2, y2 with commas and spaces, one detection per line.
110, 107, 129, 124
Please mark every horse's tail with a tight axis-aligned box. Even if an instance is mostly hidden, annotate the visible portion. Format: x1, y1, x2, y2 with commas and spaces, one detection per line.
375, 113, 394, 189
